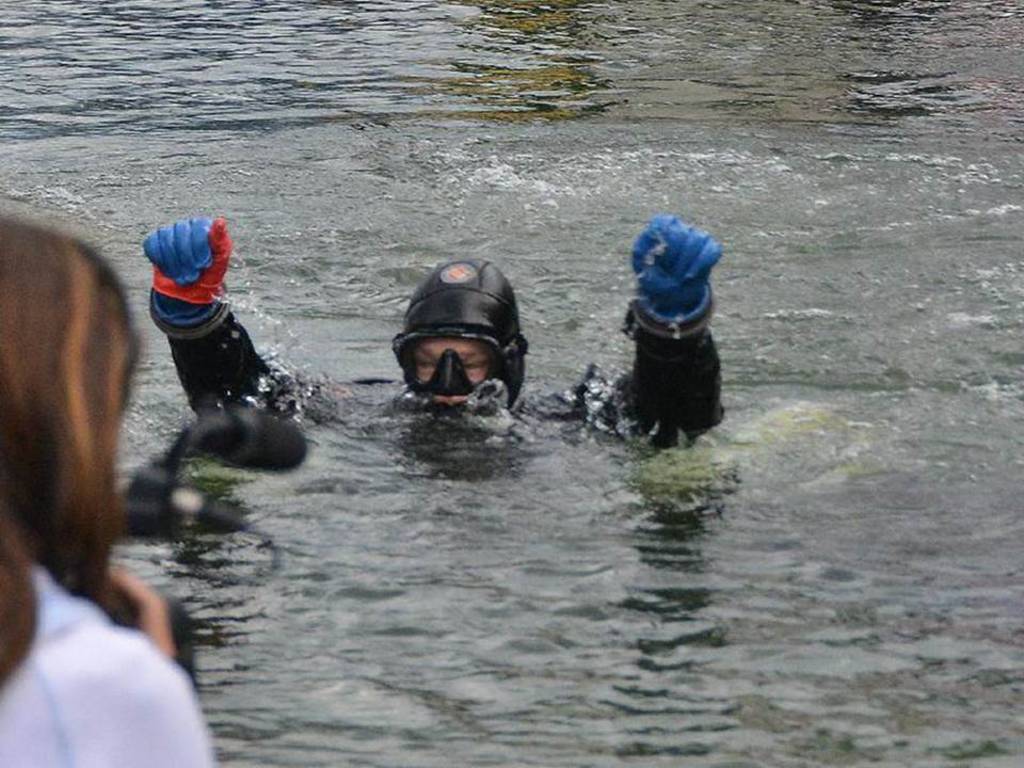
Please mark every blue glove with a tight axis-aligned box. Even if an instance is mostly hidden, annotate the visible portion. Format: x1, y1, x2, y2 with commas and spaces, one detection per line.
144, 218, 216, 287
144, 217, 233, 329
631, 214, 722, 324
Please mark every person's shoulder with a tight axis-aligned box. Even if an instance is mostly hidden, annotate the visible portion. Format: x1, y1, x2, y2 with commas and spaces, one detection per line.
36, 621, 215, 766
41, 618, 188, 698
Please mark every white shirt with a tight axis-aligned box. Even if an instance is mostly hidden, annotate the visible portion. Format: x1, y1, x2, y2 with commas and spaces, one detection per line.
0, 567, 216, 768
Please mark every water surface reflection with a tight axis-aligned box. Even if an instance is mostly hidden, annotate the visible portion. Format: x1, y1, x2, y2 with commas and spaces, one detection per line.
4, 1, 1024, 765
419, 0, 612, 121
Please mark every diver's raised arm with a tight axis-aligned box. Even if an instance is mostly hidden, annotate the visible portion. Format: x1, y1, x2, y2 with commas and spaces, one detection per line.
625, 214, 724, 447
143, 217, 269, 411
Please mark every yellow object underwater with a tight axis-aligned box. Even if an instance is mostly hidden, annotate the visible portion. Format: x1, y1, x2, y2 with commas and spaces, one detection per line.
632, 402, 875, 506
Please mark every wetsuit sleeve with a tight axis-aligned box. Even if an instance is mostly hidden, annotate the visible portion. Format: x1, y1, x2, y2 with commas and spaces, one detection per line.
151, 299, 270, 411
628, 319, 723, 448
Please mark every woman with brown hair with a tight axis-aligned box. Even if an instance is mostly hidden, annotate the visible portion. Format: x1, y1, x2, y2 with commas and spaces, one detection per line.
0, 215, 214, 766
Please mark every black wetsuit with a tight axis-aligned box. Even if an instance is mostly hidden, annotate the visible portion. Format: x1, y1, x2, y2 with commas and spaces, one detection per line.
154, 303, 722, 448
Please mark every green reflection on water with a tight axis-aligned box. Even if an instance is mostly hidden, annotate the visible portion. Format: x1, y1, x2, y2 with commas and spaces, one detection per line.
415, 0, 610, 121
453, 0, 598, 37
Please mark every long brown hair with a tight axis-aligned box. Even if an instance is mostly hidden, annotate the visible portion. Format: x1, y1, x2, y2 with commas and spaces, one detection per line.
0, 215, 137, 685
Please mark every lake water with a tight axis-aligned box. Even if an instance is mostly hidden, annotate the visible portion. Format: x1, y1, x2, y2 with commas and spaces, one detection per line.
2, 1, 1023, 766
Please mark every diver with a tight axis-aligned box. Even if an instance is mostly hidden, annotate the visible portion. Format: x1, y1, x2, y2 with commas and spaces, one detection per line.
143, 213, 723, 447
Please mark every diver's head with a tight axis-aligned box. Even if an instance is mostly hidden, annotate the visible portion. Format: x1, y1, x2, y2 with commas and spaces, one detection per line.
392, 259, 528, 407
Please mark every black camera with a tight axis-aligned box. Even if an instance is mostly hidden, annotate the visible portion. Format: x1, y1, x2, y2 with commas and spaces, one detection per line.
122, 405, 308, 684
